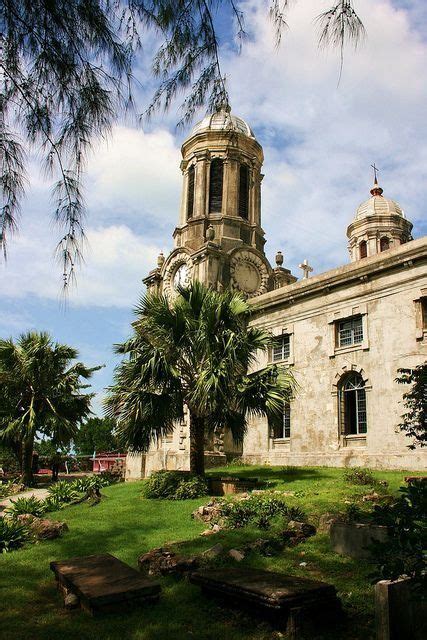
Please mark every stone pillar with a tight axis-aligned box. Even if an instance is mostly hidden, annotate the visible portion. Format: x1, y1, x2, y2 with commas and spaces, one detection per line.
375, 578, 426, 640
224, 153, 239, 217
194, 152, 208, 218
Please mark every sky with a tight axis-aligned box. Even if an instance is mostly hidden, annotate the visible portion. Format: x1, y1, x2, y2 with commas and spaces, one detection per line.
1, 0, 427, 414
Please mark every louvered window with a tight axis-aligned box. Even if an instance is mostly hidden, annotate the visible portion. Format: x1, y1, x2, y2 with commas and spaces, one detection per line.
380, 236, 390, 252
270, 403, 291, 439
271, 334, 290, 362
238, 164, 249, 219
209, 159, 224, 213
337, 316, 363, 347
187, 165, 195, 219
359, 240, 367, 259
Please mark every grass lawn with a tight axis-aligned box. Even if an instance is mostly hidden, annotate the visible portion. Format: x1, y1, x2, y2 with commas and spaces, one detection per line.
0, 465, 415, 640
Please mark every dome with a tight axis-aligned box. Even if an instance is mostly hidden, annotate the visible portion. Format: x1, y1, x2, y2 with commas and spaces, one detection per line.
355, 183, 404, 220
191, 107, 255, 138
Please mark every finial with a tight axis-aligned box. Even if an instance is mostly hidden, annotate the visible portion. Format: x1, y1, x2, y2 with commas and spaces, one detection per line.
298, 259, 313, 279
157, 251, 165, 269
275, 250, 284, 267
370, 163, 383, 196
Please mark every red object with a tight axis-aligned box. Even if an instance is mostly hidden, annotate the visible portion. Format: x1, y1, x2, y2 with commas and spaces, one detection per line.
92, 452, 126, 473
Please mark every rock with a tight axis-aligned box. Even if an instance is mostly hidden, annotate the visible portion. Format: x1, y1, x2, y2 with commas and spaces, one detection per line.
17, 515, 68, 540
362, 492, 380, 502
228, 549, 245, 562
287, 521, 316, 538
64, 592, 80, 609
138, 548, 198, 576
192, 501, 222, 524
200, 529, 216, 536
202, 543, 224, 559
318, 513, 340, 533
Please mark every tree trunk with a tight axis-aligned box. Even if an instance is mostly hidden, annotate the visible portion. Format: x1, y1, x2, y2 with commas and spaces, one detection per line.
21, 435, 35, 487
189, 413, 205, 476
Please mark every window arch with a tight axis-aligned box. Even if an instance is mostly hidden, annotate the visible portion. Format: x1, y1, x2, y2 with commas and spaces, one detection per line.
359, 240, 367, 259
238, 164, 249, 219
187, 165, 195, 219
209, 159, 224, 213
380, 236, 390, 252
338, 372, 367, 435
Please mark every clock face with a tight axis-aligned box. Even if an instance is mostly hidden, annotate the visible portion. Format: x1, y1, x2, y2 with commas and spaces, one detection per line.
233, 261, 261, 293
173, 263, 188, 289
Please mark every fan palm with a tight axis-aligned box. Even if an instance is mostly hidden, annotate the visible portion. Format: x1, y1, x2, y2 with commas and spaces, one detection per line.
0, 332, 99, 486
105, 282, 296, 476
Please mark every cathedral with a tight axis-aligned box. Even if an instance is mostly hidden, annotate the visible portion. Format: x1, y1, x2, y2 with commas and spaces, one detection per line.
126, 107, 427, 479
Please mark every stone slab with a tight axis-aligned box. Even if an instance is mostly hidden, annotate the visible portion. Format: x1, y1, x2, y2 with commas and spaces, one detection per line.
190, 567, 342, 635
50, 553, 161, 615
375, 578, 427, 640
330, 522, 388, 560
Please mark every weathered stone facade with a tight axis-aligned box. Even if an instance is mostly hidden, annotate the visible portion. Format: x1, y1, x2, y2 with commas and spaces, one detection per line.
125, 108, 427, 479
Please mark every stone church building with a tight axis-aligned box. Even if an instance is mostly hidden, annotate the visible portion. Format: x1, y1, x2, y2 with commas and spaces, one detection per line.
126, 108, 427, 479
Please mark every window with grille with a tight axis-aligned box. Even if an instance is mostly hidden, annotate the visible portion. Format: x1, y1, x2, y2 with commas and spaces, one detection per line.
338, 373, 367, 435
187, 165, 195, 219
238, 164, 249, 219
209, 159, 224, 213
271, 334, 290, 362
337, 316, 363, 347
270, 403, 291, 439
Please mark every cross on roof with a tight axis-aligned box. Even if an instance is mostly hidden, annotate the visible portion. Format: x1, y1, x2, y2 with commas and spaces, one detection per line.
298, 259, 313, 279
371, 163, 380, 183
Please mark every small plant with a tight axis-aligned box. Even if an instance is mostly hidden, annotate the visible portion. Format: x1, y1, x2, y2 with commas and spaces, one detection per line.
343, 502, 364, 523
0, 480, 22, 499
344, 467, 376, 486
47, 481, 78, 503
218, 494, 306, 530
43, 495, 64, 512
142, 470, 207, 500
72, 475, 103, 493
0, 517, 29, 552
6, 496, 47, 518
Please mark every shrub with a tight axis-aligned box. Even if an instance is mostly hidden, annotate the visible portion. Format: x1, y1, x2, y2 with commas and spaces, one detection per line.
72, 475, 103, 493
47, 481, 79, 503
142, 471, 208, 500
0, 517, 29, 552
219, 494, 306, 530
6, 496, 47, 518
173, 476, 208, 500
0, 480, 22, 499
369, 480, 426, 595
344, 467, 376, 486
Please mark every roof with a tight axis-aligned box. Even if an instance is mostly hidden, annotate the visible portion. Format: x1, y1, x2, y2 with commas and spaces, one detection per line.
191, 107, 255, 138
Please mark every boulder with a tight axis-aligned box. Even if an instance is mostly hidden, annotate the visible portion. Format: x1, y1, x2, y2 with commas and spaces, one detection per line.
202, 543, 224, 559
287, 521, 316, 538
228, 549, 245, 562
17, 514, 68, 540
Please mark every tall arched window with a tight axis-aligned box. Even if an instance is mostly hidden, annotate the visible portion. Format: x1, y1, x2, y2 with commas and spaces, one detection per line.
238, 164, 249, 219
187, 165, 195, 219
359, 240, 367, 259
338, 372, 367, 435
380, 236, 390, 252
209, 159, 224, 213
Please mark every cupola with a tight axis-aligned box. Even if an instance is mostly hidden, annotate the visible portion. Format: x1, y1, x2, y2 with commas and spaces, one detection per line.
347, 175, 413, 262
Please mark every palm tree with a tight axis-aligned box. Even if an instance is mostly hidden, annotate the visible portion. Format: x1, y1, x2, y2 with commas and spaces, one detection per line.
0, 331, 99, 486
105, 282, 296, 476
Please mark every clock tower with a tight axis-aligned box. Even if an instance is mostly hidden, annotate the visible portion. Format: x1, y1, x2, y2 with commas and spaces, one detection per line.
143, 105, 296, 297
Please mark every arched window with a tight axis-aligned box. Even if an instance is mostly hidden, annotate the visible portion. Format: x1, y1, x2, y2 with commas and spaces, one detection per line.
338, 372, 367, 435
359, 240, 367, 259
380, 236, 390, 252
238, 164, 249, 219
209, 159, 224, 213
187, 165, 195, 219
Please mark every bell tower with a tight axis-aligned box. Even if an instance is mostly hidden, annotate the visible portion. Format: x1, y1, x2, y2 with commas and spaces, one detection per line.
144, 106, 296, 297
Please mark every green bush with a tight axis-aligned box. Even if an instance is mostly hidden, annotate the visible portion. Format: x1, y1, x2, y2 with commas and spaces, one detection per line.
369, 481, 426, 595
142, 471, 208, 500
343, 467, 377, 486
219, 494, 306, 530
72, 475, 103, 493
6, 496, 47, 518
0, 480, 22, 499
47, 481, 79, 503
0, 516, 29, 552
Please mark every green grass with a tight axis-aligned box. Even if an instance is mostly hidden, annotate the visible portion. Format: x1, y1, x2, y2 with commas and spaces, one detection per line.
0, 465, 417, 640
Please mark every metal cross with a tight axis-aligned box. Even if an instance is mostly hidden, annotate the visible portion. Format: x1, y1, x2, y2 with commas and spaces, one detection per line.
298, 259, 313, 279
371, 163, 380, 183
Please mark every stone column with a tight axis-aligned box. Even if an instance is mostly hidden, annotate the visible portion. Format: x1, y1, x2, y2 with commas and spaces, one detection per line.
194, 152, 209, 218
224, 152, 239, 217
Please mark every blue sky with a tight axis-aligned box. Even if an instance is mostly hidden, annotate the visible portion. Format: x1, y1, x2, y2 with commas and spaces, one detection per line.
1, 0, 427, 414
